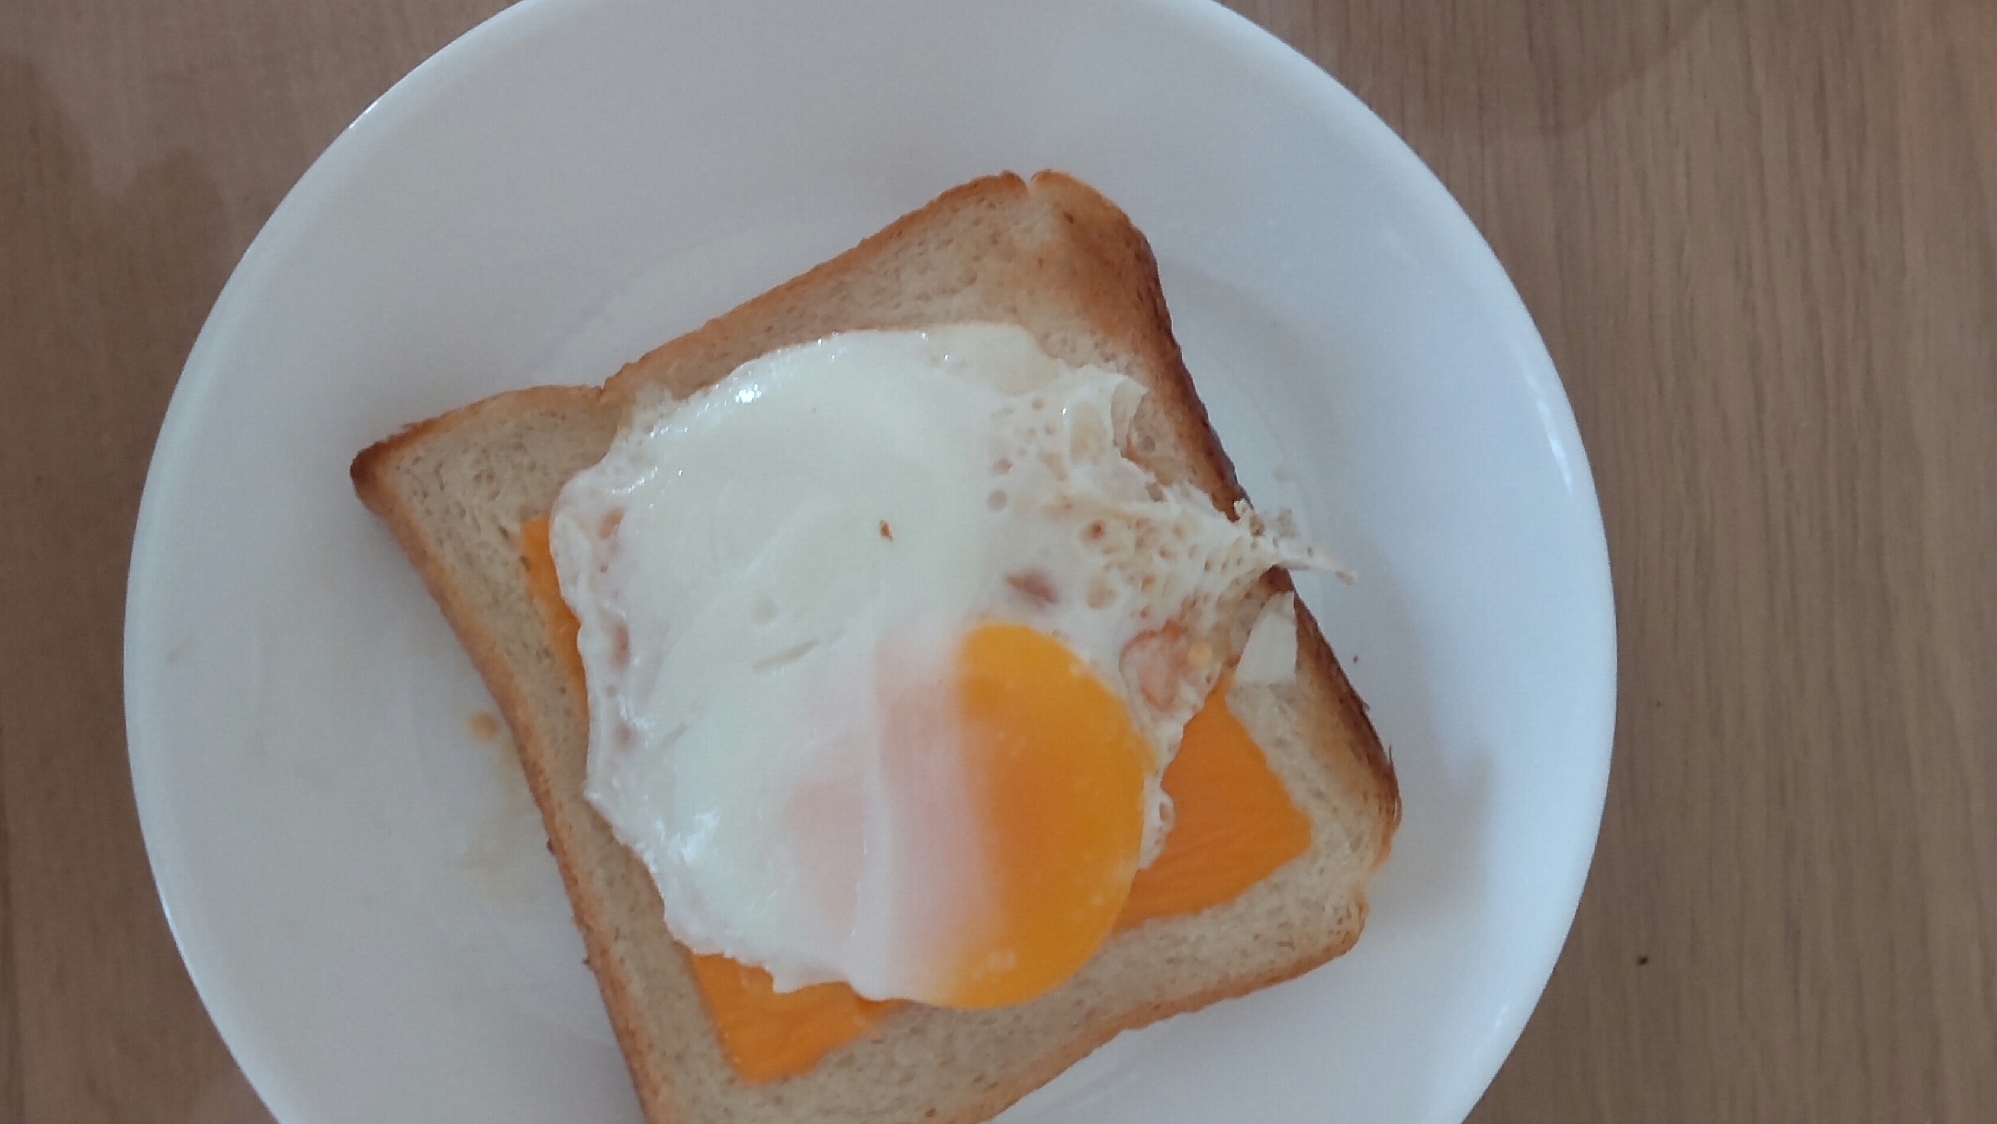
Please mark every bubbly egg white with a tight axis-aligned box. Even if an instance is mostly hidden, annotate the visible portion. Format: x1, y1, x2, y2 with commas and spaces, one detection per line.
549, 324, 1324, 997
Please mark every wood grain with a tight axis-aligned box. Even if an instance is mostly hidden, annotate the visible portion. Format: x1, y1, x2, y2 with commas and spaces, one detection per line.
2, 1, 1992, 1122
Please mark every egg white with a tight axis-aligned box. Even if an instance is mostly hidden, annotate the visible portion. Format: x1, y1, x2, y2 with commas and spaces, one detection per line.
549, 324, 1325, 997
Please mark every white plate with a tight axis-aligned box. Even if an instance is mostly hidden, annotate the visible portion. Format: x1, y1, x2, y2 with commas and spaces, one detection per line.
125, 0, 1615, 1121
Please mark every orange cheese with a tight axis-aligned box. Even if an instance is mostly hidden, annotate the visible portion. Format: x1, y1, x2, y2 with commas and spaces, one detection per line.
519, 516, 585, 690
1115, 673, 1313, 930
516, 517, 1311, 1081
685, 955, 901, 1083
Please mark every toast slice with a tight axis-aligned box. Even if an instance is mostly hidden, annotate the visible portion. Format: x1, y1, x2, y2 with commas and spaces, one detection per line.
352, 171, 1399, 1124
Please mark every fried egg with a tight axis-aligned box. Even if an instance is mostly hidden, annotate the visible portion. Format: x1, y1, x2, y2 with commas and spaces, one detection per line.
549, 324, 1326, 1008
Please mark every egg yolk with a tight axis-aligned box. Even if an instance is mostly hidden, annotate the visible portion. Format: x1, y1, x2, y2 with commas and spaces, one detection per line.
519, 518, 1311, 1081
924, 622, 1151, 1009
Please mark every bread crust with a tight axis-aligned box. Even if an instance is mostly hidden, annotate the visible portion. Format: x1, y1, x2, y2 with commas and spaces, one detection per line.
352, 171, 1398, 1124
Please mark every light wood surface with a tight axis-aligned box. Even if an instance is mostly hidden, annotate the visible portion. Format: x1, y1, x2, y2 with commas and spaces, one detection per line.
3, 1, 1993, 1121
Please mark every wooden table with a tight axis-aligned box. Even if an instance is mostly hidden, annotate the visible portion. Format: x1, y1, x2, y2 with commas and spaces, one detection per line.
4, 1, 1992, 1120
